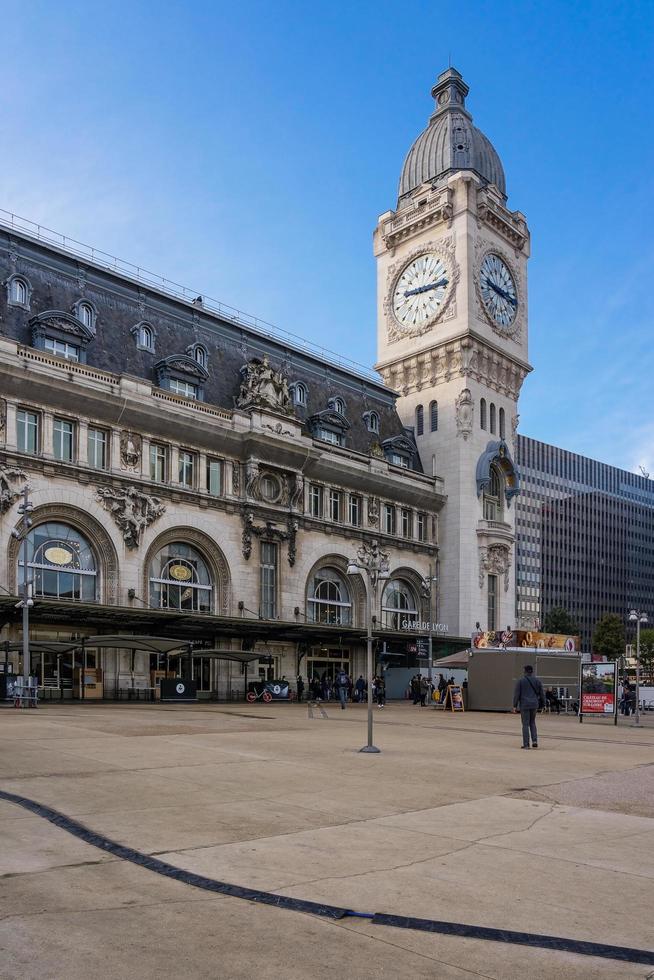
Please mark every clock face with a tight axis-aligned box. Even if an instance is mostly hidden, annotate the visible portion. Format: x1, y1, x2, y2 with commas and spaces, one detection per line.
479, 253, 517, 328
392, 253, 450, 328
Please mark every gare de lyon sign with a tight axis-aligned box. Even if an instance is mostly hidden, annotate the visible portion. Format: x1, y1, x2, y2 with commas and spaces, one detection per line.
400, 620, 450, 660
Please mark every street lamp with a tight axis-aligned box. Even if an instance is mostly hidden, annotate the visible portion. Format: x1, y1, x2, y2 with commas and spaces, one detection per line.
628, 609, 648, 727
420, 562, 439, 690
13, 485, 34, 699
347, 539, 390, 753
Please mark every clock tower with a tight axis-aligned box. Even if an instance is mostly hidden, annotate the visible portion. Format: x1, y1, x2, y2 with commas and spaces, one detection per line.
374, 68, 532, 638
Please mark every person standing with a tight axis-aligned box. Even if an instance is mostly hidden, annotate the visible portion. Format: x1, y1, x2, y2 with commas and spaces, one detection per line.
335, 668, 349, 710
355, 674, 366, 703
513, 664, 545, 748
375, 673, 386, 708
296, 675, 305, 703
411, 674, 420, 705
419, 675, 429, 707
437, 673, 448, 705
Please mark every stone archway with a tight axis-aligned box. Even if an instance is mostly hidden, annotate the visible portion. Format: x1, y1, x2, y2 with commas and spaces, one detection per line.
383, 565, 429, 626
7, 503, 119, 603
304, 553, 366, 628
142, 526, 231, 616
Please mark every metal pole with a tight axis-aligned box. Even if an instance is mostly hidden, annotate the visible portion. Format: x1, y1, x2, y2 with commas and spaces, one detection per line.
20, 486, 32, 697
427, 562, 433, 693
360, 574, 379, 754
634, 612, 641, 725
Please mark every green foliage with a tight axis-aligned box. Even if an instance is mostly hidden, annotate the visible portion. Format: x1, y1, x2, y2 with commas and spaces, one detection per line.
542, 607, 579, 635
638, 628, 654, 678
592, 613, 625, 660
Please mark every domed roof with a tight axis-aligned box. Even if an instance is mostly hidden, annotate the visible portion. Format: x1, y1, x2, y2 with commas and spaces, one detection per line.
398, 68, 506, 205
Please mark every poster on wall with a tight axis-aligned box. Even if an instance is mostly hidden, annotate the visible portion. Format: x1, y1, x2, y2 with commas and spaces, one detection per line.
579, 661, 617, 724
472, 630, 580, 652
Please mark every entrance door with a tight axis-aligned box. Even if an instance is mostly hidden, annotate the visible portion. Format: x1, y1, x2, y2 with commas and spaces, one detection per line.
192, 656, 212, 692
307, 649, 350, 694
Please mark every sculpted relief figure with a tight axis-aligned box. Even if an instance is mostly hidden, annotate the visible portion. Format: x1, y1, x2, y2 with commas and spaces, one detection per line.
120, 431, 142, 469
455, 388, 473, 440
96, 485, 165, 549
236, 354, 293, 415
0, 463, 26, 514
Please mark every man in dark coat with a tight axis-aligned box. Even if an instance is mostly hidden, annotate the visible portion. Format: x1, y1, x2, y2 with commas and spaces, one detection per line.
513, 665, 545, 749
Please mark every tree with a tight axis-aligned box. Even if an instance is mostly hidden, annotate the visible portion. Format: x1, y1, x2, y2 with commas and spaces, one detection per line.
542, 607, 579, 635
592, 614, 625, 660
637, 628, 654, 683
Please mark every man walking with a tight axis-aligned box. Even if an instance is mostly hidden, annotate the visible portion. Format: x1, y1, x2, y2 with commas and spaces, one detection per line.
335, 668, 349, 709
513, 664, 545, 749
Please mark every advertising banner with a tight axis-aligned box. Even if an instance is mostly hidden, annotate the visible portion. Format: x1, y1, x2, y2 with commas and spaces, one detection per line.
580, 662, 617, 723
472, 629, 580, 652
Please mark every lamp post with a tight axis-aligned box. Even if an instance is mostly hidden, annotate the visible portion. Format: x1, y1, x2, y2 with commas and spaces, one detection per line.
628, 609, 648, 727
347, 539, 390, 753
421, 562, 439, 691
13, 485, 34, 695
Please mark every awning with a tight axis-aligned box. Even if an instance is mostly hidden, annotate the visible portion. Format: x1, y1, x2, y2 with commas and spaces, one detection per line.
168, 649, 261, 664
83, 635, 190, 653
433, 649, 470, 669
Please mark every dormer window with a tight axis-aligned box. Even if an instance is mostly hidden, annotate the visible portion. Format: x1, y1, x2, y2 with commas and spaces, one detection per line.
292, 382, 308, 407
79, 303, 93, 329
30, 310, 94, 364
132, 321, 155, 352
187, 343, 208, 369
363, 410, 380, 434
308, 408, 350, 448
154, 354, 208, 401
382, 435, 417, 471
8, 275, 31, 309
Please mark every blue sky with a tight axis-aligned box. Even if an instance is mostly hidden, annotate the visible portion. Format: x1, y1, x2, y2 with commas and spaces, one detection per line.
2, 0, 653, 473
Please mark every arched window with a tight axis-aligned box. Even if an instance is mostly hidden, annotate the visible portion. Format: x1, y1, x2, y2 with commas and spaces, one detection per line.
499, 407, 505, 440
430, 401, 438, 432
489, 403, 496, 434
191, 344, 208, 369
293, 382, 307, 407
18, 522, 97, 602
138, 323, 154, 351
480, 398, 487, 430
149, 542, 213, 613
307, 568, 351, 625
10, 277, 28, 306
332, 397, 345, 416
368, 411, 379, 434
78, 302, 94, 329
415, 405, 424, 436
381, 580, 419, 631
483, 465, 503, 521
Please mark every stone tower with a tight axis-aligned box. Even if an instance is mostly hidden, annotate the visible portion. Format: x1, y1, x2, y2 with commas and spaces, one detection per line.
374, 68, 532, 637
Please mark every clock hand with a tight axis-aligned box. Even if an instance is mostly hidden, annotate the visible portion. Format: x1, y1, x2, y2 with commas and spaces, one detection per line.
485, 279, 517, 307
404, 277, 448, 297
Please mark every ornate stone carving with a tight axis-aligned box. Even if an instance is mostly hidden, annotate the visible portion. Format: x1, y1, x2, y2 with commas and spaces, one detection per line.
384, 237, 459, 345
0, 463, 26, 513
120, 431, 141, 470
236, 355, 293, 415
96, 485, 165, 549
244, 458, 260, 499
290, 474, 304, 511
0, 398, 6, 432
232, 461, 240, 495
511, 413, 520, 450
240, 508, 298, 566
479, 544, 512, 592
263, 421, 294, 437
367, 497, 379, 526
455, 388, 473, 440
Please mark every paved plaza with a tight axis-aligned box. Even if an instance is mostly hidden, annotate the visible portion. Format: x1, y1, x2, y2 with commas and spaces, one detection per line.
1, 701, 653, 979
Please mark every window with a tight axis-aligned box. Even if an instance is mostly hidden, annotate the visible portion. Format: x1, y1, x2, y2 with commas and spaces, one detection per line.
316, 427, 343, 446
389, 453, 409, 468
87, 428, 108, 469
308, 568, 351, 625
367, 411, 380, 434
178, 450, 195, 488
293, 382, 307, 407
191, 345, 208, 369
9, 276, 29, 307
499, 407, 506, 440
488, 574, 498, 630
416, 405, 424, 436
401, 509, 412, 538
430, 400, 438, 432
416, 513, 426, 542
382, 580, 419, 631
332, 397, 345, 415
150, 444, 167, 483
53, 419, 75, 462
349, 494, 362, 527
480, 398, 487, 430
260, 542, 278, 619
137, 323, 155, 351
384, 503, 396, 535
490, 403, 496, 434
309, 484, 323, 518
483, 465, 503, 521
78, 303, 94, 329
206, 458, 223, 496
19, 522, 97, 602
44, 337, 80, 362
149, 542, 212, 613
169, 378, 198, 399
17, 409, 39, 454
329, 489, 342, 523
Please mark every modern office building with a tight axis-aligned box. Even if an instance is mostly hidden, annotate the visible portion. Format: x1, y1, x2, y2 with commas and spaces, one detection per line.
515, 435, 654, 649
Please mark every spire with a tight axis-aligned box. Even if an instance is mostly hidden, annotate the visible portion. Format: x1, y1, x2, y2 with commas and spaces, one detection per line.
430, 67, 471, 122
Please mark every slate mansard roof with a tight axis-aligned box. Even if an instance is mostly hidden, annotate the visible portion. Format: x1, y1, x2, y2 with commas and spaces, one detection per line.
0, 217, 419, 467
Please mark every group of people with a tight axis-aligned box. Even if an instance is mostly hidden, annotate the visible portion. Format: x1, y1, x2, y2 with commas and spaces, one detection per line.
295, 671, 387, 708
409, 672, 457, 705
619, 680, 637, 716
